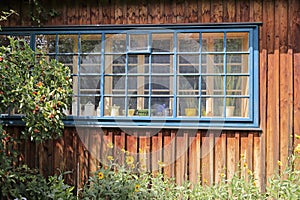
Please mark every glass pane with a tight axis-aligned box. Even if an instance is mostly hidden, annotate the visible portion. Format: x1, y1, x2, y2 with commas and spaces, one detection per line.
105, 54, 125, 73
79, 96, 98, 116
105, 34, 126, 53
104, 97, 125, 116
36, 35, 56, 53
152, 33, 173, 52
151, 97, 173, 117
177, 97, 199, 117
57, 55, 74, 64
178, 55, 199, 73
202, 33, 224, 52
80, 55, 101, 74
177, 33, 200, 52
202, 54, 224, 73
58, 35, 78, 53
201, 76, 224, 95
128, 55, 138, 74
178, 76, 199, 93
151, 76, 170, 91
81, 34, 102, 53
226, 76, 248, 95
80, 75, 100, 92
227, 54, 248, 73
128, 34, 149, 52
223, 98, 248, 117
226, 32, 248, 52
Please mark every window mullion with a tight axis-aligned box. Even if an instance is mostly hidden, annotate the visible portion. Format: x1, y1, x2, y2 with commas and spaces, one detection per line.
100, 33, 105, 117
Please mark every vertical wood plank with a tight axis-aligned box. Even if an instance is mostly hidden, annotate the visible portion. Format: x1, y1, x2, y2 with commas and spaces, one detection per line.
90, 1, 100, 24
175, 132, 188, 185
294, 52, 300, 169
226, 0, 236, 22
201, 0, 211, 23
266, 49, 280, 178
265, 0, 275, 53
152, 132, 163, 172
253, 133, 263, 191
76, 128, 89, 188
277, 0, 288, 53
279, 52, 293, 170
187, 0, 198, 23
226, 132, 238, 180
240, 0, 250, 22
163, 130, 176, 178
211, 0, 223, 23
189, 131, 201, 184
214, 132, 226, 183
64, 129, 77, 186
138, 0, 148, 24
88, 128, 101, 174
175, 0, 186, 23
201, 131, 214, 185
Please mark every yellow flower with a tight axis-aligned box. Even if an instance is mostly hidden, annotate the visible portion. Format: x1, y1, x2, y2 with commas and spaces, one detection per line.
131, 164, 135, 169
139, 148, 143, 153
277, 160, 283, 166
126, 155, 134, 165
247, 169, 252, 175
121, 148, 126, 153
203, 178, 208, 184
253, 181, 257, 186
295, 144, 300, 154
140, 164, 147, 170
107, 156, 114, 161
107, 142, 113, 149
296, 134, 300, 140
135, 184, 140, 192
220, 173, 225, 178
158, 160, 166, 167
98, 171, 104, 180
243, 162, 248, 168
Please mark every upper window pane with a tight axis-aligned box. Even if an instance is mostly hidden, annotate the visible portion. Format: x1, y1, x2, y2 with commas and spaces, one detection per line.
81, 34, 102, 53
58, 35, 78, 53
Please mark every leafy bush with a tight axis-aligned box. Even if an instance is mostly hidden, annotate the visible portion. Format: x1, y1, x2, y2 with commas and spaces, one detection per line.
0, 165, 76, 200
0, 37, 72, 141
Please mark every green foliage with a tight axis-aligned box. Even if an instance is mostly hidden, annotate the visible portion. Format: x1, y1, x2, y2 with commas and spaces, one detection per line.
29, 0, 59, 26
0, 165, 76, 200
0, 37, 72, 141
81, 145, 188, 200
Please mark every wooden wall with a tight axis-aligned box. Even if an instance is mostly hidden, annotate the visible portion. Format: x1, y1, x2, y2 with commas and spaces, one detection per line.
1, 0, 300, 191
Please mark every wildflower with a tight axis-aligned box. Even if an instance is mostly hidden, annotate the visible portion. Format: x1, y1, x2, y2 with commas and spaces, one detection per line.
140, 164, 146, 170
107, 142, 113, 149
203, 178, 208, 184
296, 134, 300, 140
121, 148, 126, 153
139, 148, 143, 153
253, 181, 257, 187
126, 155, 134, 165
243, 162, 248, 168
107, 156, 114, 161
0, 57, 3, 61
135, 184, 140, 192
131, 164, 135, 169
220, 173, 225, 178
247, 169, 252, 175
295, 144, 300, 154
98, 171, 104, 180
36, 81, 43, 87
277, 160, 283, 166
158, 160, 166, 167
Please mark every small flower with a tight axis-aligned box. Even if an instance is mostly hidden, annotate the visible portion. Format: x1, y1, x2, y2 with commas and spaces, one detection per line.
296, 134, 300, 140
243, 162, 248, 168
121, 148, 126, 153
131, 164, 135, 169
126, 155, 134, 165
158, 160, 166, 167
294, 144, 300, 154
107, 156, 114, 161
253, 181, 257, 187
139, 148, 143, 153
98, 171, 104, 180
36, 81, 43, 87
135, 184, 140, 192
107, 142, 113, 149
0, 57, 3, 61
203, 178, 208, 184
220, 173, 225, 178
247, 169, 252, 175
277, 160, 283, 166
140, 164, 146, 170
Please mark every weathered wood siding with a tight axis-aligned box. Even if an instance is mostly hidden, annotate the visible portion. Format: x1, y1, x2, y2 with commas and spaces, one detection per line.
1, 0, 300, 190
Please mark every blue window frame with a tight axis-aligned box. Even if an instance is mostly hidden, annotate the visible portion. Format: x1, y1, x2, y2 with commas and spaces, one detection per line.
0, 23, 260, 129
